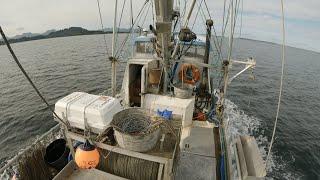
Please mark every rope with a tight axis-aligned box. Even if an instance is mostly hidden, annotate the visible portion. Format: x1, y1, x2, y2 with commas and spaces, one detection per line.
203, 0, 212, 19
96, 0, 110, 57
151, 0, 155, 27
227, 0, 241, 60
0, 27, 69, 127
117, 0, 127, 30
191, 0, 203, 30
130, 0, 133, 26
194, 0, 223, 62
220, 1, 231, 50
201, 1, 224, 62
141, 1, 151, 28
221, 0, 227, 46
114, 0, 149, 58
181, 0, 187, 21
239, 0, 243, 37
266, 0, 286, 166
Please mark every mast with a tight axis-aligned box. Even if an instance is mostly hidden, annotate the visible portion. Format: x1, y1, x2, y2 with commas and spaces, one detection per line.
154, 0, 174, 93
221, 1, 235, 179
171, 0, 196, 61
202, 19, 213, 91
130, 0, 133, 26
222, 0, 235, 104
111, 0, 118, 97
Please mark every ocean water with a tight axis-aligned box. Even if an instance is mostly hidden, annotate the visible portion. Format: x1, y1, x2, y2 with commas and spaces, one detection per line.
0, 34, 319, 179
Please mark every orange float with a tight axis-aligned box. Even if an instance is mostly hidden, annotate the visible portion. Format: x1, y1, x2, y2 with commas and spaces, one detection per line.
178, 63, 201, 85
75, 140, 100, 169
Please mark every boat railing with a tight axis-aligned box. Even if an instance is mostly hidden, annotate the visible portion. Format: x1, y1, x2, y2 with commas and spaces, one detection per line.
0, 124, 61, 175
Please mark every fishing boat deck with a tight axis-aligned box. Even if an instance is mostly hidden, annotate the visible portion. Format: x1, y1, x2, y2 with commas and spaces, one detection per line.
53, 161, 128, 180
56, 121, 217, 180
62, 119, 180, 179
174, 122, 217, 180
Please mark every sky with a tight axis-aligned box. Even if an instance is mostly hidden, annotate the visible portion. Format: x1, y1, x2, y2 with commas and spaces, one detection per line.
0, 0, 320, 52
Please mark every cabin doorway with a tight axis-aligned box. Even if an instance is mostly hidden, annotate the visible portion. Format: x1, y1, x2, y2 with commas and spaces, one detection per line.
128, 64, 143, 107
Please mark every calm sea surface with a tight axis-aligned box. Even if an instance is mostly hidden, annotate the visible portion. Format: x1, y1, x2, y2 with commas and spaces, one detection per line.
0, 34, 319, 179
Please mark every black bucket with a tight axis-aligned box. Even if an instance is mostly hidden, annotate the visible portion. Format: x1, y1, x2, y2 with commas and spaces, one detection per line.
44, 138, 70, 170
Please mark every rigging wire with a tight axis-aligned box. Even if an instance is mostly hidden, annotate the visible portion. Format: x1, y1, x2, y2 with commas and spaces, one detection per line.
266, 0, 286, 167
0, 27, 69, 127
141, 1, 151, 28
219, 0, 227, 52
115, 0, 127, 59
96, 0, 110, 57
151, 0, 155, 27
135, 0, 152, 30
234, 0, 241, 30
215, 0, 241, 89
220, 1, 231, 50
181, 0, 187, 21
117, 0, 127, 30
227, 0, 240, 63
191, 0, 203, 30
203, 0, 212, 19
196, 0, 223, 62
115, 0, 149, 58
130, 0, 134, 26
221, 0, 227, 39
178, 0, 189, 30
239, 0, 243, 37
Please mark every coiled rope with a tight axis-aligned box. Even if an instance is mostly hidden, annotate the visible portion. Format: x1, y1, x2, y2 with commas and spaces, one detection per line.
266, 0, 286, 167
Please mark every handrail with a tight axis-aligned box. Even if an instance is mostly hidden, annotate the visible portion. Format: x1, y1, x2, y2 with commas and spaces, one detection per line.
0, 124, 60, 174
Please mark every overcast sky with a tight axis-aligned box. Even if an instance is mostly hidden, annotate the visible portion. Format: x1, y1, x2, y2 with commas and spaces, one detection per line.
1, 0, 320, 52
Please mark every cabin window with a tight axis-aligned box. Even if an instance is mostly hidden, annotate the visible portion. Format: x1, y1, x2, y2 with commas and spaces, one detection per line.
136, 42, 154, 54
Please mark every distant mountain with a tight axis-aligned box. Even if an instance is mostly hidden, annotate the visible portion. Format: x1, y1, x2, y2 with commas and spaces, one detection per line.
0, 27, 115, 45
102, 27, 131, 33
45, 27, 102, 38
42, 29, 56, 36
102, 28, 113, 32
11, 32, 40, 39
11, 29, 57, 40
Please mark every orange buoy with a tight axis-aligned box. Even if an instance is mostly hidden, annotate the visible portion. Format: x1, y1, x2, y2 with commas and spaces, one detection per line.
193, 112, 206, 121
75, 140, 100, 169
178, 63, 201, 85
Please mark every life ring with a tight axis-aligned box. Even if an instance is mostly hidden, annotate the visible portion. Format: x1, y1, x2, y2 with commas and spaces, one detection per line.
178, 63, 200, 85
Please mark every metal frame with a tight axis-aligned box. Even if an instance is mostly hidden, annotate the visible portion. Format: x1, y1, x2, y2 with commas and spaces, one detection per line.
228, 58, 256, 84
66, 130, 178, 180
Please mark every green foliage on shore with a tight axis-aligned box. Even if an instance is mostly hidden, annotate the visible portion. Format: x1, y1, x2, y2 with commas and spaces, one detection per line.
0, 27, 130, 45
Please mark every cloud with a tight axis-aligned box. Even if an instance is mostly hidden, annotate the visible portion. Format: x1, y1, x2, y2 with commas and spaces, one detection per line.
16, 27, 24, 31
0, 0, 319, 51
204, 0, 320, 51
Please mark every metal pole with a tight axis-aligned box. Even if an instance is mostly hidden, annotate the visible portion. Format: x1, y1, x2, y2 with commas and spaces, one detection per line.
171, 0, 196, 59
130, 0, 133, 26
222, 1, 235, 179
111, 0, 118, 97
184, 0, 197, 27
202, 19, 213, 88
222, 0, 234, 102
154, 0, 173, 93
130, 0, 134, 57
